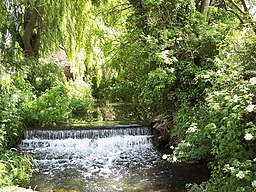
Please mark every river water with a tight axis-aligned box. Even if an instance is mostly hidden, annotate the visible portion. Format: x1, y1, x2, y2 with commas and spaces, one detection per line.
17, 126, 209, 192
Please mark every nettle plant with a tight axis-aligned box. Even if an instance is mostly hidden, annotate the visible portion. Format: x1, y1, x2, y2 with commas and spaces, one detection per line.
166, 28, 256, 191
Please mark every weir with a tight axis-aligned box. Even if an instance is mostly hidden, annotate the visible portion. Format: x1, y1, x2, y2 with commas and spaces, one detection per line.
18, 125, 209, 192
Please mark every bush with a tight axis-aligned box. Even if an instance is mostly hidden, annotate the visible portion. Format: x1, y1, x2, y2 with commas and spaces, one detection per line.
22, 84, 71, 126
68, 79, 94, 116
0, 94, 23, 149
0, 150, 33, 187
0, 69, 34, 187
26, 60, 66, 95
0, 72, 35, 149
167, 28, 256, 191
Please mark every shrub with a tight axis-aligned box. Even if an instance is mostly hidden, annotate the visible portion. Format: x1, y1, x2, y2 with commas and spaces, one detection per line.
22, 84, 71, 126
0, 151, 33, 187
0, 69, 34, 187
26, 60, 66, 95
68, 79, 94, 116
0, 72, 35, 148
167, 28, 256, 191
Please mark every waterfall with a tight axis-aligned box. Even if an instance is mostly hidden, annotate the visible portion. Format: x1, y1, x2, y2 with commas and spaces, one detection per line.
17, 125, 209, 191
23, 126, 151, 140
18, 126, 160, 178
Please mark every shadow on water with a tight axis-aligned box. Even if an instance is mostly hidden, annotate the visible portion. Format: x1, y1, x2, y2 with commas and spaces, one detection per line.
19, 103, 210, 192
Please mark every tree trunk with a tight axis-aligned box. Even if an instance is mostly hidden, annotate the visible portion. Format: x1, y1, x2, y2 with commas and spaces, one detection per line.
23, 6, 42, 58
200, 0, 211, 13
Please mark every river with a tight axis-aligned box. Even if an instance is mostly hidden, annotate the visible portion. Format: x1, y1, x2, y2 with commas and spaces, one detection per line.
17, 125, 209, 192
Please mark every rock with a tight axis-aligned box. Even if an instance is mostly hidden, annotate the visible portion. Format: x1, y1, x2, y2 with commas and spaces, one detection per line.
0, 186, 37, 192
150, 115, 181, 153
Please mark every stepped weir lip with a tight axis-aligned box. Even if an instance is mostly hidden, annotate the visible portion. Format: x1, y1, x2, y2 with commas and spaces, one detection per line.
25, 122, 146, 130
18, 125, 209, 192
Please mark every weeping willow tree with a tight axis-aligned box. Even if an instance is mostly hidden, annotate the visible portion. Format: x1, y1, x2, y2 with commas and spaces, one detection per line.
0, 0, 131, 100
0, 1, 130, 186
0, 0, 102, 57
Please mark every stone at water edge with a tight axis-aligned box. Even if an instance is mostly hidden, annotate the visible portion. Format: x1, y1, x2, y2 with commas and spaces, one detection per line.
0, 186, 37, 192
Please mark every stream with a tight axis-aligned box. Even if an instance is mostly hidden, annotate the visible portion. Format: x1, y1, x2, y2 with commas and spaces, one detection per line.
17, 126, 209, 192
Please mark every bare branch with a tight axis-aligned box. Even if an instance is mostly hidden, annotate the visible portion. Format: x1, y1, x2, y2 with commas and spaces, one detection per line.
226, 8, 244, 24
104, 3, 133, 17
240, 0, 248, 12
228, 0, 246, 15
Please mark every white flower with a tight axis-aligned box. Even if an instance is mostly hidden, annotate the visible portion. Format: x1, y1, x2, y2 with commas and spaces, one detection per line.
172, 156, 177, 162
233, 95, 239, 103
236, 171, 245, 179
244, 133, 254, 141
253, 158, 256, 162
162, 154, 168, 160
246, 104, 255, 112
186, 123, 198, 134
229, 167, 235, 172
186, 127, 196, 133
249, 77, 256, 85
170, 146, 174, 149
252, 180, 256, 187
186, 142, 191, 147
176, 37, 183, 41
160, 50, 171, 64
225, 164, 234, 172
11, 93, 19, 101
169, 67, 175, 73
171, 56, 178, 62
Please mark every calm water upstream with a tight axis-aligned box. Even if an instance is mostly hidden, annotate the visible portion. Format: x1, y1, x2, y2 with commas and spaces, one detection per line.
18, 126, 209, 192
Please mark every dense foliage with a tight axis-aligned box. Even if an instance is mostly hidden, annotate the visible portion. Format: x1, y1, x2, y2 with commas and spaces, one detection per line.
0, 0, 255, 191
0, 151, 33, 186
0, 67, 34, 186
171, 28, 256, 191
101, 0, 256, 191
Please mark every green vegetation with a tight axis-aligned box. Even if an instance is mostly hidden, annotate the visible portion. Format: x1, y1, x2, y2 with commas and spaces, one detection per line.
0, 0, 255, 191
0, 151, 33, 186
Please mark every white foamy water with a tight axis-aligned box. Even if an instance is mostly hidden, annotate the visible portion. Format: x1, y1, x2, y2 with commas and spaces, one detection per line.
17, 126, 209, 191
18, 127, 160, 178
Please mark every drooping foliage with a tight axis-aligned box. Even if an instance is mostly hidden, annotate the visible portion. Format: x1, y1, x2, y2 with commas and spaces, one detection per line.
0, 0, 111, 187
0, 0, 128, 187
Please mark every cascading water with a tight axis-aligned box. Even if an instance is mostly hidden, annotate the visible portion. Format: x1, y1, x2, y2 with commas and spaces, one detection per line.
18, 125, 209, 192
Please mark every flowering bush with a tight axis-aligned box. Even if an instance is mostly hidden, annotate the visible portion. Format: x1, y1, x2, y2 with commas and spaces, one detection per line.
165, 28, 256, 191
